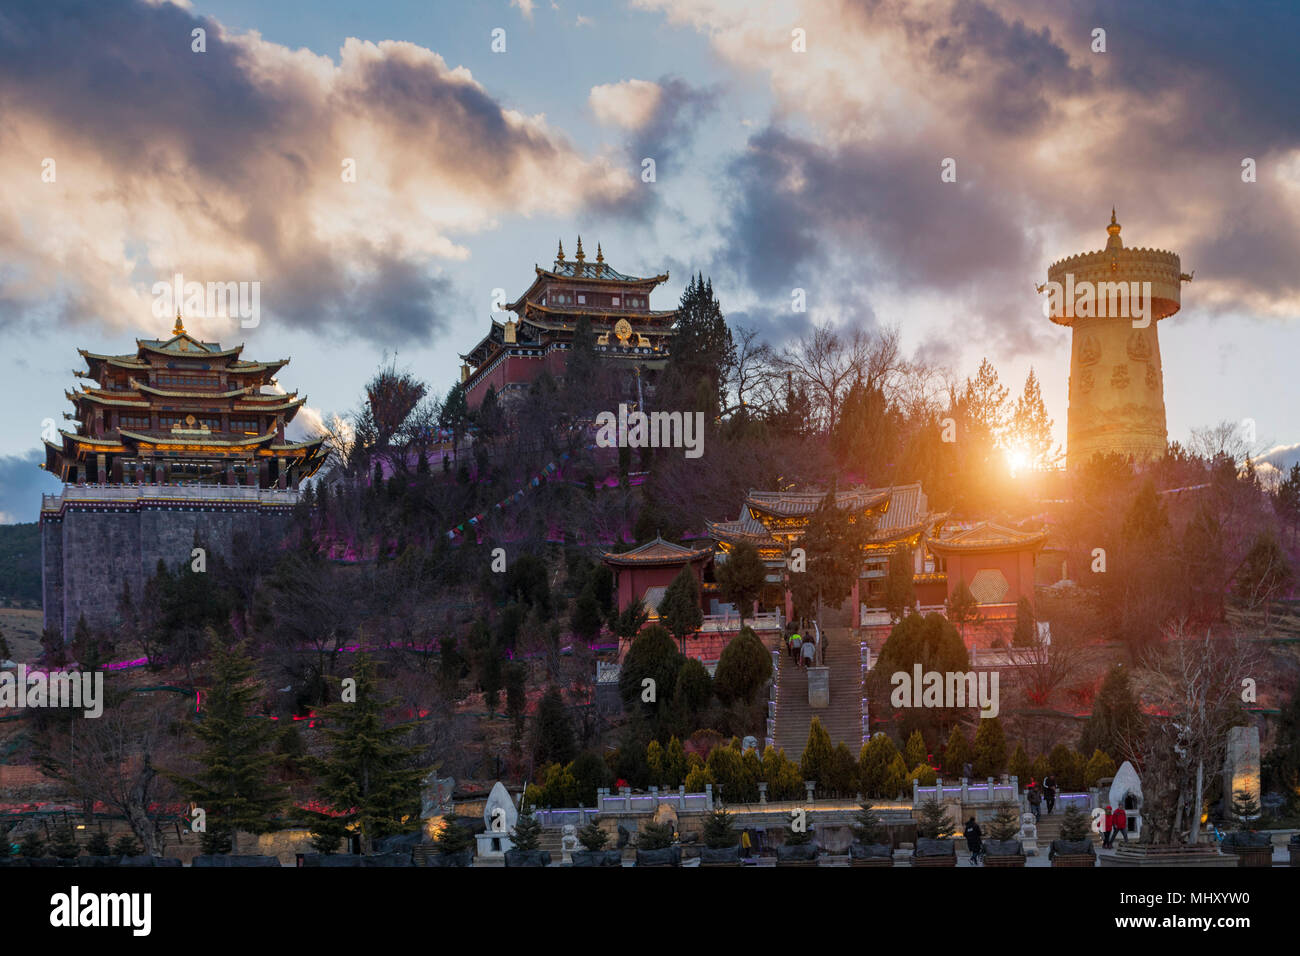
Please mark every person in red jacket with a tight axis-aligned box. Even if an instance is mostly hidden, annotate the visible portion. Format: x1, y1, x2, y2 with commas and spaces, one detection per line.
1111, 805, 1129, 844
1102, 805, 1115, 847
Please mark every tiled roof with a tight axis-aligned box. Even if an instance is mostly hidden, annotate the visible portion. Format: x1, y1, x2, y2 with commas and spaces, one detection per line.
926, 521, 1048, 555
541, 260, 663, 283
601, 536, 713, 567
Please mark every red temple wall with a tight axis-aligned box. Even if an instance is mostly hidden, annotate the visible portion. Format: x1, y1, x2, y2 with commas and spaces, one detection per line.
943, 550, 1036, 611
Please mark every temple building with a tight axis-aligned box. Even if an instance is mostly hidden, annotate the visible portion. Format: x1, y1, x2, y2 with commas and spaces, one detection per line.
601, 536, 714, 621
459, 238, 678, 409
40, 317, 324, 642
1044, 210, 1191, 467
43, 316, 326, 487
707, 483, 948, 622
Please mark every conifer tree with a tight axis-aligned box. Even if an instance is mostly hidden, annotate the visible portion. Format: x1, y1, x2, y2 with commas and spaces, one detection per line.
716, 540, 765, 626
988, 802, 1021, 842
111, 833, 143, 858
1059, 804, 1090, 842
884, 543, 916, 623
973, 716, 1007, 778
904, 730, 928, 770
86, 830, 113, 857
167, 640, 286, 855
303, 654, 424, 854
703, 807, 739, 848
50, 824, 81, 859
1012, 597, 1036, 647
852, 802, 888, 845
1080, 665, 1143, 759
658, 565, 703, 655
511, 803, 543, 851
533, 686, 577, 766
916, 795, 954, 838
943, 725, 972, 776
577, 820, 609, 851
800, 717, 834, 789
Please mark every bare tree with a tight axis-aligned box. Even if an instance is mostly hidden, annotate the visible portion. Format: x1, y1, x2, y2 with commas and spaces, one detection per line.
1133, 623, 1261, 844
1005, 622, 1085, 707
722, 325, 776, 417
35, 696, 183, 856
775, 323, 877, 434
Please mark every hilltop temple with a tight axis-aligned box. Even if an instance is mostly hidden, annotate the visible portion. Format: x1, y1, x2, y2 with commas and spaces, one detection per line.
43, 316, 326, 487
40, 317, 324, 641
459, 238, 678, 409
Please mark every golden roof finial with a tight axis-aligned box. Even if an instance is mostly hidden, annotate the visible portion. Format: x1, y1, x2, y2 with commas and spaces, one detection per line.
1107, 207, 1121, 236
575, 235, 585, 262
173, 312, 185, 336
596, 242, 604, 264
556, 239, 565, 261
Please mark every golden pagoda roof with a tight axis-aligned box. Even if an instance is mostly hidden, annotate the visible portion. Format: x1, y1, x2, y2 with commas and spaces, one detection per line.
67, 389, 151, 408
926, 521, 1048, 555
119, 427, 277, 448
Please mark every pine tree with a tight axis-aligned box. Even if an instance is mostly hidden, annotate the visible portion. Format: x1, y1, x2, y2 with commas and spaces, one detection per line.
884, 543, 916, 622
988, 802, 1021, 842
1009, 742, 1032, 785
533, 686, 577, 766
852, 802, 888, 845
800, 717, 834, 789
784, 815, 812, 846
791, 482, 871, 632
943, 725, 972, 776
167, 640, 286, 854
973, 717, 1007, 778
577, 820, 609, 851
702, 807, 739, 848
50, 824, 81, 860
111, 833, 143, 857
1080, 665, 1144, 757
1012, 597, 1036, 647
1084, 748, 1117, 786
436, 818, 474, 855
903, 730, 928, 770
658, 565, 703, 655
302, 654, 424, 854
713, 626, 770, 705
1231, 789, 1260, 826
1059, 804, 1090, 842
662, 273, 735, 415
716, 540, 765, 625
916, 795, 954, 838
859, 733, 904, 797
638, 820, 675, 849
19, 830, 46, 858
86, 830, 113, 857
945, 580, 979, 639
1008, 367, 1060, 470
511, 804, 542, 851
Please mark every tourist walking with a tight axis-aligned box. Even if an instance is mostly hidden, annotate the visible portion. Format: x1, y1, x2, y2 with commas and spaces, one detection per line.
1027, 783, 1042, 822
801, 637, 816, 669
964, 817, 983, 865
1102, 805, 1114, 848
789, 631, 802, 664
1111, 805, 1129, 844
1043, 774, 1057, 814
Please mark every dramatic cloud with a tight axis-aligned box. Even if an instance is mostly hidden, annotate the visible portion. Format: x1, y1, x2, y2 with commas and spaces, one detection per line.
0, 0, 636, 346
637, 0, 1300, 359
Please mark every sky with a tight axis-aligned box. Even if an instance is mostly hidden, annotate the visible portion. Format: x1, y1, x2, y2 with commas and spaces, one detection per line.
2, 0, 1299, 521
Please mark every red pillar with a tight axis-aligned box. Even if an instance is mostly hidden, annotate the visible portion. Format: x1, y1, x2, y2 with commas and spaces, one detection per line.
851, 577, 860, 626
784, 588, 793, 622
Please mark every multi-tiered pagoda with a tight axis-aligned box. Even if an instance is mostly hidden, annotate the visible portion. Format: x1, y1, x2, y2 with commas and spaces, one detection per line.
43, 316, 326, 488
459, 238, 677, 408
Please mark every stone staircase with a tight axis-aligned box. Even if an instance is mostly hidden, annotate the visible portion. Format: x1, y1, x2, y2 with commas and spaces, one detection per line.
773, 627, 864, 763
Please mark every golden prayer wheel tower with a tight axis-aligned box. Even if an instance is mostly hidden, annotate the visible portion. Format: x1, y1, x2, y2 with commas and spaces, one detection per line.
1044, 210, 1191, 468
